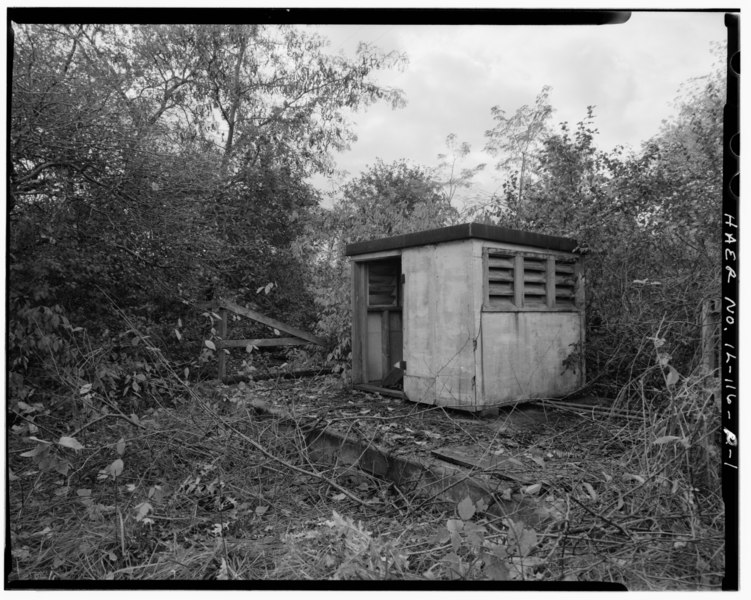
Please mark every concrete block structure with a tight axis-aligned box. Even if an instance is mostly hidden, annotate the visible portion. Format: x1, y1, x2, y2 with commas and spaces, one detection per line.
345, 223, 585, 411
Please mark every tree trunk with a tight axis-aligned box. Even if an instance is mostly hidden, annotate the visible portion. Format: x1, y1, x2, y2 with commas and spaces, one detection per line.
221, 33, 248, 175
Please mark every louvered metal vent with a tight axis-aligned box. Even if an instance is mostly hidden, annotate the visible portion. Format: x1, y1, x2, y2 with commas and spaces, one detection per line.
368, 262, 399, 306
554, 260, 577, 308
485, 248, 580, 311
487, 253, 515, 307
522, 256, 547, 307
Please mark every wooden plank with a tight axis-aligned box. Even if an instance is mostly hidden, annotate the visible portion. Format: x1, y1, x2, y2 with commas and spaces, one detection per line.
352, 262, 363, 383
218, 337, 310, 348
354, 383, 406, 399
369, 295, 396, 306
218, 298, 324, 346
369, 285, 397, 295
217, 308, 228, 381
352, 261, 368, 384
381, 310, 390, 382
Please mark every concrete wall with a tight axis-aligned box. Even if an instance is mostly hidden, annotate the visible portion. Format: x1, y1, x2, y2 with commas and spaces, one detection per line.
470, 239, 583, 405
402, 240, 478, 409
480, 312, 582, 403
357, 237, 583, 410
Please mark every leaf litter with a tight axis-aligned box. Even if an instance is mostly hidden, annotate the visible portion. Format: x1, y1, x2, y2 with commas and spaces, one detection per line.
7, 373, 724, 587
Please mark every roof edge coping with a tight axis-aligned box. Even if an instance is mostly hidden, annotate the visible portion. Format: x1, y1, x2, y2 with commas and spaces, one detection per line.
344, 223, 579, 256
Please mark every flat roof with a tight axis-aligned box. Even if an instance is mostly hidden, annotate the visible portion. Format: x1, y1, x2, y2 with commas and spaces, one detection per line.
345, 223, 579, 256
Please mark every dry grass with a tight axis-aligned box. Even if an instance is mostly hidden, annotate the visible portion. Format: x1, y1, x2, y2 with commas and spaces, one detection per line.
8, 361, 724, 586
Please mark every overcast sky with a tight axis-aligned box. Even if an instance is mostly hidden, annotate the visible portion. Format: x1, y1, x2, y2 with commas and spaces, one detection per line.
307, 11, 727, 210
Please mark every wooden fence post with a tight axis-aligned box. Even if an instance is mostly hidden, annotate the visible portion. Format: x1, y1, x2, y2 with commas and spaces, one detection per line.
217, 307, 228, 381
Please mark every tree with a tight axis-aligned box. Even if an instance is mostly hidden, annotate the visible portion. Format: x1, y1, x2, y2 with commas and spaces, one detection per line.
9, 23, 406, 312
336, 158, 457, 238
435, 133, 486, 206
9, 22, 407, 407
305, 160, 457, 362
483, 85, 554, 221
515, 71, 722, 385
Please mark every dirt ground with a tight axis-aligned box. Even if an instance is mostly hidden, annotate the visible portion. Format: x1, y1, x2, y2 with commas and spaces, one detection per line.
7, 373, 724, 587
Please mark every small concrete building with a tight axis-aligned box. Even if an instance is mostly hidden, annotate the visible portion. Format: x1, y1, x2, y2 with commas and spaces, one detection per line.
345, 223, 585, 411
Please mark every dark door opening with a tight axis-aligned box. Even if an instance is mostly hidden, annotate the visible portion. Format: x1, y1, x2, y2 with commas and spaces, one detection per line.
353, 257, 404, 393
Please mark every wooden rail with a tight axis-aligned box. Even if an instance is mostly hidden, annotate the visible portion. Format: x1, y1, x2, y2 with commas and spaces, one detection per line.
200, 298, 325, 380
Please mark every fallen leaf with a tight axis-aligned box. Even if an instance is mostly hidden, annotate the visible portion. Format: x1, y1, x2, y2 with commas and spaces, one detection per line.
666, 366, 680, 387
106, 458, 124, 478
522, 483, 542, 495
58, 436, 85, 451
217, 557, 230, 580
255, 505, 269, 516
457, 496, 476, 521
431, 526, 451, 544
446, 518, 464, 533
135, 502, 152, 521
517, 528, 538, 557
582, 482, 598, 501
20, 445, 46, 458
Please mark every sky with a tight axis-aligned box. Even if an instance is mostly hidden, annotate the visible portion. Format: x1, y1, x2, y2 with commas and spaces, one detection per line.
306, 11, 727, 210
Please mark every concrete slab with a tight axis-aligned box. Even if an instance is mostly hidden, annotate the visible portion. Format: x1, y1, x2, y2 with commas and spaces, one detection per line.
247, 397, 553, 527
